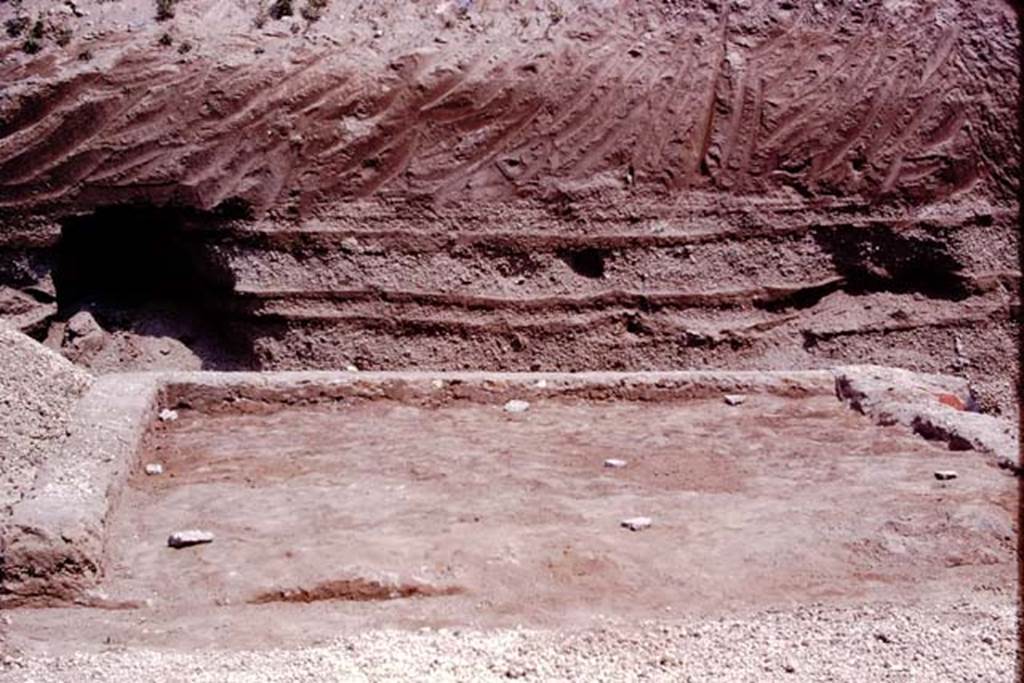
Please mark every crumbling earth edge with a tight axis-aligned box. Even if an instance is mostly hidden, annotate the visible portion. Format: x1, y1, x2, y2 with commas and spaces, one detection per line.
0, 373, 158, 606
832, 365, 1020, 471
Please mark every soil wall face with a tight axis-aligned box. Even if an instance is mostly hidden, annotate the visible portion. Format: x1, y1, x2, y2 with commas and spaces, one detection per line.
0, 1, 1019, 412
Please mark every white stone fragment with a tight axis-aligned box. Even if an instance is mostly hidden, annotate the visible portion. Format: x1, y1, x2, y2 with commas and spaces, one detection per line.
934, 470, 958, 481
604, 459, 628, 469
158, 408, 178, 422
167, 530, 215, 549
144, 463, 164, 476
345, 364, 359, 372
503, 399, 530, 413
723, 394, 746, 406
621, 517, 653, 531
535, 379, 548, 389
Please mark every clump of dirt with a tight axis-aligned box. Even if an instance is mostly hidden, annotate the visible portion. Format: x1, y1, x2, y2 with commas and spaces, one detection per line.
250, 577, 461, 604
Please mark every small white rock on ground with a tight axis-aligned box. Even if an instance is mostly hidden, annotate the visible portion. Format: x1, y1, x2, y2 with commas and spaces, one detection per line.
723, 394, 746, 406
934, 470, 958, 481
621, 516, 653, 531
167, 530, 214, 548
0, 600, 1013, 682
144, 463, 163, 476
503, 399, 530, 413
603, 458, 628, 468
158, 409, 178, 422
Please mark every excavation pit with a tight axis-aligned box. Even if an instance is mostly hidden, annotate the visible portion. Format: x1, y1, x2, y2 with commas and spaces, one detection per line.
2, 370, 1015, 651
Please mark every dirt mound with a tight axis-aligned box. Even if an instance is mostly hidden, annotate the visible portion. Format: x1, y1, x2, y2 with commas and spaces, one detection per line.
0, 320, 91, 510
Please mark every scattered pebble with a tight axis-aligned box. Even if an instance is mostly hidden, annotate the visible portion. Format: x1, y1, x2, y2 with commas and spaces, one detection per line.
167, 530, 215, 549
158, 408, 178, 422
504, 399, 530, 413
621, 516, 653, 531
723, 394, 746, 406
345, 365, 359, 372
934, 470, 958, 481
144, 463, 164, 476
339, 237, 362, 253
604, 458, 628, 469
534, 379, 548, 389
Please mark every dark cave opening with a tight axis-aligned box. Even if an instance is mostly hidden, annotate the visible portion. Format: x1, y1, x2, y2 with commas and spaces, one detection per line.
53, 206, 248, 369
812, 226, 973, 302
55, 206, 230, 311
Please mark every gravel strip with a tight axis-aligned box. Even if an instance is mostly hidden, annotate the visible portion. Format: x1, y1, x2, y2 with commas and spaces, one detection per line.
0, 600, 1014, 682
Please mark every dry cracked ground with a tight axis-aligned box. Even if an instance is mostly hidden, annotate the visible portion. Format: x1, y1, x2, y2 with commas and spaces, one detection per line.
0, 0, 1020, 681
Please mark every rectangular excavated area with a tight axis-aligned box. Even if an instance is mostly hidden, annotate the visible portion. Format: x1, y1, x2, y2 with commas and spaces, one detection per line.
93, 386, 1014, 641
3, 369, 1015, 653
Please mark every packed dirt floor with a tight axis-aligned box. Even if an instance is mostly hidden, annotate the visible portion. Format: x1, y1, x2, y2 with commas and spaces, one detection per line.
1, 392, 1017, 680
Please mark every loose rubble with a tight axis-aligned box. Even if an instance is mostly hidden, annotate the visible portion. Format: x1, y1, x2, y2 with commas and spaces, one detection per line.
0, 600, 1015, 681
934, 470, 958, 481
723, 394, 746, 406
167, 530, 215, 548
144, 463, 164, 476
0, 321, 92, 510
158, 409, 178, 422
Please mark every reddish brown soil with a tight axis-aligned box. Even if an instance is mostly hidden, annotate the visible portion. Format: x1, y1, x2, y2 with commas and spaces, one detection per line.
4, 393, 1009, 652
0, 2, 1017, 211
0, 1, 1019, 415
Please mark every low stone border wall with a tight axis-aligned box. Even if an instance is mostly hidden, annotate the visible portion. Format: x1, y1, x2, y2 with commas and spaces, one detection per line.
833, 365, 1019, 473
159, 369, 836, 413
1, 374, 160, 605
